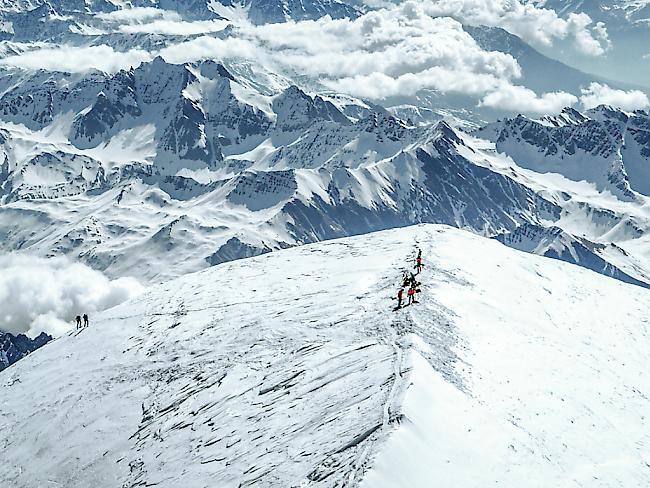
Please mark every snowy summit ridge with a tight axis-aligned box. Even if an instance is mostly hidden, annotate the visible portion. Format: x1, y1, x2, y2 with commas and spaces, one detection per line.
2, 225, 649, 487
0, 0, 649, 485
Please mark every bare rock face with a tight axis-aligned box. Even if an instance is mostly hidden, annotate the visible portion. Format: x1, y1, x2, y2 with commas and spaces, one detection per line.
0, 331, 52, 372
477, 107, 650, 198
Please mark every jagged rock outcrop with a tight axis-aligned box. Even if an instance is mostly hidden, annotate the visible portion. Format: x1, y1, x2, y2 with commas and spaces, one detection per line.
477, 106, 650, 198
0, 331, 52, 372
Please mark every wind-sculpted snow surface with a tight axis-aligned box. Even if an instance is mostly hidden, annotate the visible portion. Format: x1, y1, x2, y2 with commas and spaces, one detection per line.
1, 225, 649, 487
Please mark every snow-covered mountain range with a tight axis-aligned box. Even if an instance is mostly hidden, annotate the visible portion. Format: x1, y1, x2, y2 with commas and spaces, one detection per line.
0, 0, 646, 290
2, 225, 649, 487
1, 0, 649, 484
529, 0, 650, 24
0, 55, 648, 287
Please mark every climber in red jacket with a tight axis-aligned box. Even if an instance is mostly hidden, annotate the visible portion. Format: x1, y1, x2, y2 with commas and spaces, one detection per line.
415, 256, 423, 274
407, 286, 416, 305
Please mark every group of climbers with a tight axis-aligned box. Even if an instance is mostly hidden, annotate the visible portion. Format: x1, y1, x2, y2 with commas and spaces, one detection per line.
75, 314, 89, 330
394, 248, 423, 310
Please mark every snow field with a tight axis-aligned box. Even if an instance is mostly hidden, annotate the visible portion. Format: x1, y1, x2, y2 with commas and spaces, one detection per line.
1, 224, 649, 487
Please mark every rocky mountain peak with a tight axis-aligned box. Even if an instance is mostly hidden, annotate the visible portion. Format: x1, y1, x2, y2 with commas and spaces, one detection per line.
1, 331, 52, 372
273, 85, 351, 132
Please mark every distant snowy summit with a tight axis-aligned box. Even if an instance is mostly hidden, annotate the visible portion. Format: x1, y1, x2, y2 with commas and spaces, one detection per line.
526, 0, 650, 24
478, 106, 650, 198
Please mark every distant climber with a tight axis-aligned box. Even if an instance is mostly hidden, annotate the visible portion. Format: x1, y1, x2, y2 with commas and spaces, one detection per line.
402, 270, 410, 288
415, 255, 423, 274
83, 314, 89, 328
75, 315, 82, 329
397, 288, 404, 309
409, 272, 419, 288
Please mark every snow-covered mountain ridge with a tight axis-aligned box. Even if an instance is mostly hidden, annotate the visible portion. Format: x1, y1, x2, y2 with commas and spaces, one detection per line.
478, 106, 650, 198
528, 0, 650, 24
2, 225, 649, 487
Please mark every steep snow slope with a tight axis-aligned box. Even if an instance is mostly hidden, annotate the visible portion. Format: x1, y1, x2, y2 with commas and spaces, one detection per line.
495, 222, 650, 288
2, 225, 649, 487
461, 129, 650, 286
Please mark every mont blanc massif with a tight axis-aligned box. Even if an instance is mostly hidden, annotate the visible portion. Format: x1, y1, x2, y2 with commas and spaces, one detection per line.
1, 1, 649, 487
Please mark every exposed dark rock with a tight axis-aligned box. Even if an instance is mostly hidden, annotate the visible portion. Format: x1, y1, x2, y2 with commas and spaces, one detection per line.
0, 331, 52, 372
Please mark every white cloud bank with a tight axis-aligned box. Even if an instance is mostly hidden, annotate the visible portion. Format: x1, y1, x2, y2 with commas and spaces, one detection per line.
158, 2, 579, 114
0, 44, 151, 73
103, 0, 609, 58
370, 0, 611, 56
0, 254, 144, 338
0, 1, 622, 116
580, 83, 650, 112
97, 7, 230, 35
481, 85, 578, 114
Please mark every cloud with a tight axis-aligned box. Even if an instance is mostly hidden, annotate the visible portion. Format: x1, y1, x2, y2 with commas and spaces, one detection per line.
568, 14, 610, 56
95, 7, 229, 36
159, 35, 263, 64
118, 18, 228, 35
0, 44, 152, 73
95, 7, 169, 23
101, 1, 609, 59
250, 11, 521, 79
400, 0, 611, 56
324, 68, 507, 99
0, 254, 144, 337
96, 7, 230, 35
159, 2, 574, 113
0, 1, 580, 115
580, 83, 650, 111
480, 84, 578, 115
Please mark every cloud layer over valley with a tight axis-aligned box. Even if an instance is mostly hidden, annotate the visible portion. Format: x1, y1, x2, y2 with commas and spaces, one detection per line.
0, 1, 641, 116
0, 254, 144, 337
